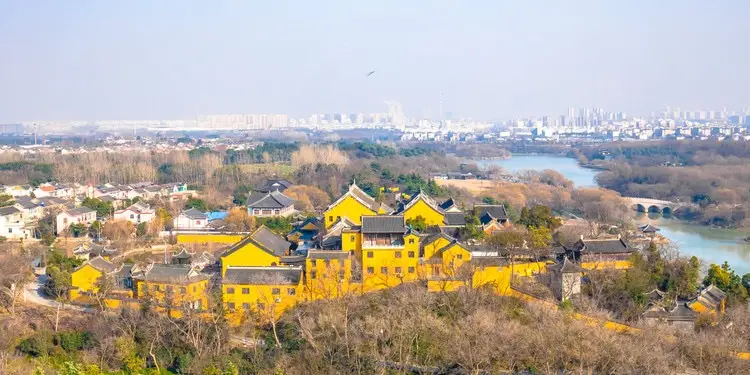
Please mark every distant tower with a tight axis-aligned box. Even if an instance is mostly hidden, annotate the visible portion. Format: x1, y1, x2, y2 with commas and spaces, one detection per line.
439, 91, 444, 121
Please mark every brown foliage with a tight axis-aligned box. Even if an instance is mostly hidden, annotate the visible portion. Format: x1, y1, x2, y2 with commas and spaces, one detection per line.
224, 207, 256, 232
102, 220, 135, 241
284, 185, 331, 212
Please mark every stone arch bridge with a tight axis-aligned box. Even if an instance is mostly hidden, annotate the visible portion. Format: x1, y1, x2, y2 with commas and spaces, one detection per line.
622, 197, 679, 215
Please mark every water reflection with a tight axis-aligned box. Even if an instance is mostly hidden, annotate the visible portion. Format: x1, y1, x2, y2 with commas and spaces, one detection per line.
634, 213, 750, 274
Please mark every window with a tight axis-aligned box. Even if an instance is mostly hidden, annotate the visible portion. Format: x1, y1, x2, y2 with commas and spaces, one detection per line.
130, 214, 135, 219
179, 287, 186, 293
339, 270, 345, 279
242, 288, 250, 295
287, 288, 296, 296
395, 267, 402, 274
274, 209, 280, 215
166, 286, 173, 293
367, 267, 374, 274
311, 271, 317, 279
457, 254, 463, 260
408, 251, 415, 258
272, 288, 280, 295
226, 287, 235, 294
433, 265, 440, 275
409, 238, 415, 244
196, 220, 201, 225
350, 235, 355, 242
7, 228, 11, 234
381, 267, 388, 274
257, 303, 265, 310
408, 266, 415, 273
254, 209, 261, 215
227, 302, 235, 310
328, 215, 333, 222
152, 285, 159, 291
395, 251, 402, 258
336, 216, 341, 221
242, 303, 250, 310
367, 251, 374, 258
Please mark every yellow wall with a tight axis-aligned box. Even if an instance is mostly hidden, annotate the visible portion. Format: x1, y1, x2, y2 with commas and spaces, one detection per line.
304, 257, 355, 300
324, 195, 376, 228
361, 246, 420, 292
177, 233, 245, 244
221, 243, 281, 276
70, 264, 103, 300
438, 243, 471, 278
403, 199, 445, 226
342, 230, 361, 256
581, 260, 631, 270
223, 282, 301, 325
135, 279, 209, 310
471, 262, 548, 296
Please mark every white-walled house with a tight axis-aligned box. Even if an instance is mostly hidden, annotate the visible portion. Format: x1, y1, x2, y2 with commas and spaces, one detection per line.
114, 202, 155, 225
56, 207, 96, 234
0, 206, 29, 239
172, 208, 208, 230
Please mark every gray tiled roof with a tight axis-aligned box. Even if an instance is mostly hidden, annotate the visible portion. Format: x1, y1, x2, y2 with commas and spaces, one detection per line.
395, 191, 444, 215
576, 238, 633, 254
439, 197, 457, 211
14, 197, 38, 209
251, 226, 291, 256
180, 208, 207, 220
87, 256, 117, 273
442, 212, 466, 226
361, 215, 405, 234
549, 257, 582, 273
222, 226, 291, 258
247, 190, 295, 209
223, 267, 302, 285
0, 206, 20, 216
475, 205, 508, 224
65, 207, 95, 216
135, 264, 207, 283
255, 179, 294, 193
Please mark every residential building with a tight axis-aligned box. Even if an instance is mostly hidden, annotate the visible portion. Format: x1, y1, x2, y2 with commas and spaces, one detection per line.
56, 207, 96, 234
0, 206, 28, 239
114, 201, 155, 224
247, 190, 296, 217
254, 179, 294, 193
172, 208, 208, 230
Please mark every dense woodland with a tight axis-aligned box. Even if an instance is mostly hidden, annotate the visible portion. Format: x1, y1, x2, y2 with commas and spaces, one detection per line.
582, 140, 750, 226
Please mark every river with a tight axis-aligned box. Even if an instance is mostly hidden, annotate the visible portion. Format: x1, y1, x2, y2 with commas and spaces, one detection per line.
475, 154, 750, 274
475, 154, 599, 187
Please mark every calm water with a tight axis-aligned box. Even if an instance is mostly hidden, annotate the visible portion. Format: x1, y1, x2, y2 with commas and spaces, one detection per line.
474, 154, 750, 274
475, 154, 599, 187
634, 214, 750, 274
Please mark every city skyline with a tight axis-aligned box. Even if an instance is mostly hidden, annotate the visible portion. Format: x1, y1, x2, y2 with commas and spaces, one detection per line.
1, 1, 750, 122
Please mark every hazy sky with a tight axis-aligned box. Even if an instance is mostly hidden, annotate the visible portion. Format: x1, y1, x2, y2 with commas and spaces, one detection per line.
1, 0, 748, 122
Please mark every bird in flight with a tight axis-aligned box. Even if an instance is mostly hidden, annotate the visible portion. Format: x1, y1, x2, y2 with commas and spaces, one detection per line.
366, 70, 376, 77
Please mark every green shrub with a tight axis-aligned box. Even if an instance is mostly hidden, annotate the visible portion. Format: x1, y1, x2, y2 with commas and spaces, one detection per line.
17, 332, 54, 357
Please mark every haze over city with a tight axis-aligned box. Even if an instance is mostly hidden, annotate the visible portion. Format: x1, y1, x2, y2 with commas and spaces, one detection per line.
1, 0, 749, 122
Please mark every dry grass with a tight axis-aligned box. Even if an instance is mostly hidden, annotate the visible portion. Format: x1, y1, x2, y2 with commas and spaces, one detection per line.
435, 179, 500, 195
